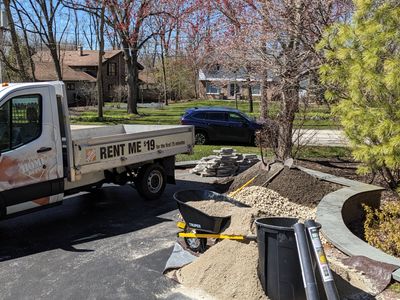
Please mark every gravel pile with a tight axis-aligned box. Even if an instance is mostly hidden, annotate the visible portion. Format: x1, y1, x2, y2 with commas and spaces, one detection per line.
178, 187, 317, 300
190, 148, 259, 177
178, 239, 268, 300
234, 186, 316, 221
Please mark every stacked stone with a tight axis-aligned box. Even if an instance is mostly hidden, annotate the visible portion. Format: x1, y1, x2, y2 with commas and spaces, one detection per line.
191, 148, 259, 177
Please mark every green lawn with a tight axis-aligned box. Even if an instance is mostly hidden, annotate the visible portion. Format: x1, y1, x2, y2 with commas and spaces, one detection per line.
176, 145, 351, 162
70, 99, 338, 129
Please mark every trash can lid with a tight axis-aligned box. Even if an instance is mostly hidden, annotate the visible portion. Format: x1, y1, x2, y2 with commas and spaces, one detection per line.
255, 217, 299, 231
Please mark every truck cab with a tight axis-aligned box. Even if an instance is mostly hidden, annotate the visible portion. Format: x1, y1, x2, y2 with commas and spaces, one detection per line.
0, 82, 195, 218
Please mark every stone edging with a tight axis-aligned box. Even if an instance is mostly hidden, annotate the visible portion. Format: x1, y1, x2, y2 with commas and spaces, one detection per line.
297, 166, 400, 282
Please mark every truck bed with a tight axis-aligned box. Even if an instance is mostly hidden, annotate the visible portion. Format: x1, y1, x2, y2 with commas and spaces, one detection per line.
70, 124, 194, 176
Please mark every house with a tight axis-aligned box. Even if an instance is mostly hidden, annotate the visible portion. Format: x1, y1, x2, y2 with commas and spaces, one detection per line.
33, 48, 145, 106
199, 65, 263, 100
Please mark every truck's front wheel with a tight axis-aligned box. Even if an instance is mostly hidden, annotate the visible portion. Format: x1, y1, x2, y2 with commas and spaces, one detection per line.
135, 164, 166, 200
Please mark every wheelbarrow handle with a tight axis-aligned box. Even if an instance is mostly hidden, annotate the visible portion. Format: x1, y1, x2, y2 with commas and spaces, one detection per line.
178, 232, 257, 242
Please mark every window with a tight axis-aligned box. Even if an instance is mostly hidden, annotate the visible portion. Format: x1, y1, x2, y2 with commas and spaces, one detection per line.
212, 64, 221, 72
0, 95, 42, 152
207, 112, 226, 121
192, 112, 207, 120
252, 83, 261, 96
228, 112, 245, 123
67, 83, 75, 90
107, 62, 117, 76
206, 82, 221, 94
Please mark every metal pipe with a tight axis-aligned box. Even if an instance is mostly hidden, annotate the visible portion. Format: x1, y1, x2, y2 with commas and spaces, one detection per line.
305, 220, 340, 300
293, 223, 320, 300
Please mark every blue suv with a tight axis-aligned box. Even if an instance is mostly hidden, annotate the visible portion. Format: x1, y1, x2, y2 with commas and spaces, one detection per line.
181, 107, 262, 145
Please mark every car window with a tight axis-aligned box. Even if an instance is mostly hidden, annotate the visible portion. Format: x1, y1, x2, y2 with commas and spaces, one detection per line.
228, 112, 245, 123
192, 112, 207, 120
207, 112, 226, 121
0, 94, 42, 152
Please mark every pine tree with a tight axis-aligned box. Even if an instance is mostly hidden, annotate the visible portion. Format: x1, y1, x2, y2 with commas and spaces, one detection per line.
319, 0, 400, 192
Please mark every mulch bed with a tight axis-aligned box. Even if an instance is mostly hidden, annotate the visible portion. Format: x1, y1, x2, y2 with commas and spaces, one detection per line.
295, 158, 399, 202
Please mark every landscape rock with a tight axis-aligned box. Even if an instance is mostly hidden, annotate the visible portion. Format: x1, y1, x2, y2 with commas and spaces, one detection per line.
191, 148, 259, 177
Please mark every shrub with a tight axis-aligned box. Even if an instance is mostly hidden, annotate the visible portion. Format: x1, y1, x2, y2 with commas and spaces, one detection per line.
363, 201, 400, 257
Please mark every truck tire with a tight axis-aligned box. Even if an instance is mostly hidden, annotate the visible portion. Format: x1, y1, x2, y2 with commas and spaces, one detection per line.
135, 164, 167, 200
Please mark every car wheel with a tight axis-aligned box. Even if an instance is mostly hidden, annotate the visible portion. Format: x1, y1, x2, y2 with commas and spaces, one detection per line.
195, 131, 208, 145
135, 164, 166, 200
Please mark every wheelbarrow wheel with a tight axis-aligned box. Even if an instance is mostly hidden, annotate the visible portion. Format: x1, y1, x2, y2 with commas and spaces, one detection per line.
184, 229, 207, 253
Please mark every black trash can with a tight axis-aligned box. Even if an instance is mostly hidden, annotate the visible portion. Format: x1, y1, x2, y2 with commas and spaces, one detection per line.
255, 217, 306, 300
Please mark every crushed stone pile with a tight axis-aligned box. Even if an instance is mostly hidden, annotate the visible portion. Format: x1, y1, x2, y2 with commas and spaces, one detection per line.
190, 148, 259, 177
234, 186, 316, 221
177, 239, 268, 300
228, 162, 339, 207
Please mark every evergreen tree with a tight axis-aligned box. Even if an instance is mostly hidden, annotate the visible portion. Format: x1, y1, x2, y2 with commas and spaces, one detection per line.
319, 0, 400, 192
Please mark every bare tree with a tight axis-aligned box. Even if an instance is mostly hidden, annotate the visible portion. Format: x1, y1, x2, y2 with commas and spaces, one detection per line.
212, 0, 352, 159
15, 0, 70, 80
1, 0, 30, 81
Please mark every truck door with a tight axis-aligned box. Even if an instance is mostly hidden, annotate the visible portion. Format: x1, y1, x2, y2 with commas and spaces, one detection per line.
0, 87, 64, 216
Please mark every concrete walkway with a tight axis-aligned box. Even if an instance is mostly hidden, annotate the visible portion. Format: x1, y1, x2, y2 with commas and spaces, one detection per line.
296, 129, 348, 146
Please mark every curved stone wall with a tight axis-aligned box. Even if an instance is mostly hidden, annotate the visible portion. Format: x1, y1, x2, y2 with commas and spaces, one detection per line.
297, 166, 400, 282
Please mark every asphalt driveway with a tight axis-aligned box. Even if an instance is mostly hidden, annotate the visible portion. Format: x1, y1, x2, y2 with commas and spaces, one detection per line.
0, 170, 224, 300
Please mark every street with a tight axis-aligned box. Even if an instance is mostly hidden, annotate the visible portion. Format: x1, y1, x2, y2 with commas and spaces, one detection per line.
0, 170, 223, 300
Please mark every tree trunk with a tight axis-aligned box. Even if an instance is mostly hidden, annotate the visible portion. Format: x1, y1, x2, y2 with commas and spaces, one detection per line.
247, 78, 253, 113
4, 0, 29, 81
194, 68, 199, 99
276, 87, 298, 160
97, 3, 105, 120
161, 45, 168, 105
260, 77, 269, 120
276, 120, 293, 160
122, 43, 139, 115
49, 45, 62, 80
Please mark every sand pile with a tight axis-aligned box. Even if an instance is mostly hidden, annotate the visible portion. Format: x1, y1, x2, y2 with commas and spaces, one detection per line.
234, 186, 316, 221
178, 187, 315, 299
187, 200, 262, 235
177, 239, 268, 300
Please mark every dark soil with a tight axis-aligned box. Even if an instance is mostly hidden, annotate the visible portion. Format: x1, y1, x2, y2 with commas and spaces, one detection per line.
228, 161, 340, 207
267, 167, 340, 207
228, 161, 270, 193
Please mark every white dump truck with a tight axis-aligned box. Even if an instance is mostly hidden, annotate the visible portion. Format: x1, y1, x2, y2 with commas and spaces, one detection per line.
0, 82, 195, 217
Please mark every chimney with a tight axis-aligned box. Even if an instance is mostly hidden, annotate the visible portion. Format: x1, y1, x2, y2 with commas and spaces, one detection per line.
79, 45, 83, 56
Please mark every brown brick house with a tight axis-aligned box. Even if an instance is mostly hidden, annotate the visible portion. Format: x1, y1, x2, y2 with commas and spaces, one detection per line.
33, 49, 144, 106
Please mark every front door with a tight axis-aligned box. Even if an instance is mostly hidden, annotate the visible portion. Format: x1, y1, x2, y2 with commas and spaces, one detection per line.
0, 87, 64, 216
229, 83, 240, 98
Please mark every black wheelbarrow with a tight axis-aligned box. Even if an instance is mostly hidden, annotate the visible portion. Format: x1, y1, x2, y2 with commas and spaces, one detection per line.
174, 189, 255, 253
